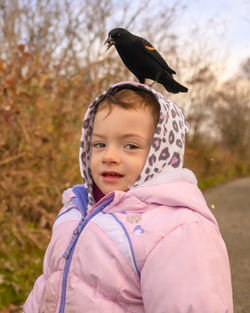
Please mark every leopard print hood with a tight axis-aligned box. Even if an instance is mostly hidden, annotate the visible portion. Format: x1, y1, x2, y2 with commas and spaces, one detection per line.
79, 81, 189, 207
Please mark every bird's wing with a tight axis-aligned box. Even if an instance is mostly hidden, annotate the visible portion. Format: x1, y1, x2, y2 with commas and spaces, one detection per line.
142, 39, 176, 75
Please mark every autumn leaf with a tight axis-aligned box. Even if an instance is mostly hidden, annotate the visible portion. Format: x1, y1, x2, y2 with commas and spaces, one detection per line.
18, 44, 25, 53
0, 59, 6, 73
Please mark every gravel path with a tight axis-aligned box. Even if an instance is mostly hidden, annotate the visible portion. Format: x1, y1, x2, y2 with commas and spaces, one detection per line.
204, 177, 250, 313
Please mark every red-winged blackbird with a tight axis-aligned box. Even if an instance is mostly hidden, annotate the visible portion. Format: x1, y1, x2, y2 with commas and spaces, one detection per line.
105, 28, 188, 94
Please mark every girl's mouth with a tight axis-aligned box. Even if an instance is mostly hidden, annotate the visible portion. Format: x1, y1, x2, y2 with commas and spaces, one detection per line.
102, 171, 123, 177
102, 171, 124, 182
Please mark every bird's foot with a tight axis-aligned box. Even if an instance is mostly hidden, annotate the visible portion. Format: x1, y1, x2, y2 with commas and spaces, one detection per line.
149, 81, 156, 87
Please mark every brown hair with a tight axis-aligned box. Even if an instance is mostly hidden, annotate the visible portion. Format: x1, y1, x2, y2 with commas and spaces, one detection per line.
97, 88, 160, 126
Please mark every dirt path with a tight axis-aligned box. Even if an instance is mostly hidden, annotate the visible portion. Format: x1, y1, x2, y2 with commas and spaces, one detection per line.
204, 177, 250, 313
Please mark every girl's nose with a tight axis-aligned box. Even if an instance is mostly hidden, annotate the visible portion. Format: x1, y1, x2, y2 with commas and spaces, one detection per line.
103, 147, 120, 164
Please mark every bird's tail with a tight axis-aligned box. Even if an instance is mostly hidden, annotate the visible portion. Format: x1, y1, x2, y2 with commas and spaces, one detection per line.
160, 72, 188, 94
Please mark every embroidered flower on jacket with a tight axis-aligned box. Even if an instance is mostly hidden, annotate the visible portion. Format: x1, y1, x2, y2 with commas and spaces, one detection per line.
126, 215, 142, 224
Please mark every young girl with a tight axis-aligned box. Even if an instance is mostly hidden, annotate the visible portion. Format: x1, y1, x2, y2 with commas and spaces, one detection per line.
24, 81, 233, 313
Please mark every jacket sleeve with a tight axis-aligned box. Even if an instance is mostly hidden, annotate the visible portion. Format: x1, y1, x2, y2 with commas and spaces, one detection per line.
141, 221, 233, 313
23, 274, 46, 312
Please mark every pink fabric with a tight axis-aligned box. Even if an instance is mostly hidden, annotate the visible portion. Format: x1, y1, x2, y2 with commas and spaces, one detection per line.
23, 172, 233, 313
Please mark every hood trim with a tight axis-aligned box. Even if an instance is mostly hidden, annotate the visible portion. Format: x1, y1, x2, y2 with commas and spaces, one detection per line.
136, 168, 197, 188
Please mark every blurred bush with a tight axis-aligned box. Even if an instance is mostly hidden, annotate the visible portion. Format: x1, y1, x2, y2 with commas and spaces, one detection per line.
0, 43, 87, 307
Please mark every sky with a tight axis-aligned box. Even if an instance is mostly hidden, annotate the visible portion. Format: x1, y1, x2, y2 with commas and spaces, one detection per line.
180, 0, 250, 78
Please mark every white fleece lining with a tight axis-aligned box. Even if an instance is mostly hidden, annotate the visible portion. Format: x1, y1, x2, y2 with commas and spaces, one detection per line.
136, 168, 197, 188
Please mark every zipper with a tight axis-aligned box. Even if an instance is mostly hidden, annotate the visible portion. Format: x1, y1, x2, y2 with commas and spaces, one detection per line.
58, 194, 114, 313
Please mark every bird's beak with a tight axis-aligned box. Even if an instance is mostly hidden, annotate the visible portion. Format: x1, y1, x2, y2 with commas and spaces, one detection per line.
104, 35, 115, 51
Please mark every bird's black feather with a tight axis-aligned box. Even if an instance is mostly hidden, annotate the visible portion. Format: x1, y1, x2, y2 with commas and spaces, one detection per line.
105, 28, 188, 94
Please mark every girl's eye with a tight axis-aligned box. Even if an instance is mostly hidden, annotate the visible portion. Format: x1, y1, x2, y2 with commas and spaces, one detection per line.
93, 143, 105, 148
124, 144, 138, 150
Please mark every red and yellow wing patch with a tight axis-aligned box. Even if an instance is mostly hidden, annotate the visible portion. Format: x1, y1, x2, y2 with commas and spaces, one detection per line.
145, 45, 156, 51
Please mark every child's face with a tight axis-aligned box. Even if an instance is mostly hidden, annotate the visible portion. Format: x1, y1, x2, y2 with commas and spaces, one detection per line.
90, 105, 155, 195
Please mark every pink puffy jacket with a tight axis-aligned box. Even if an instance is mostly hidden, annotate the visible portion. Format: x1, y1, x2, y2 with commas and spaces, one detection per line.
24, 169, 233, 313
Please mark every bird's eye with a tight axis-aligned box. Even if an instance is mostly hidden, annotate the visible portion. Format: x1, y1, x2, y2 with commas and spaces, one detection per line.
117, 33, 120, 37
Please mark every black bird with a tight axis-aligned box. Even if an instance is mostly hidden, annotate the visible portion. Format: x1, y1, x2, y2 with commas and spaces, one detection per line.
105, 28, 188, 94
